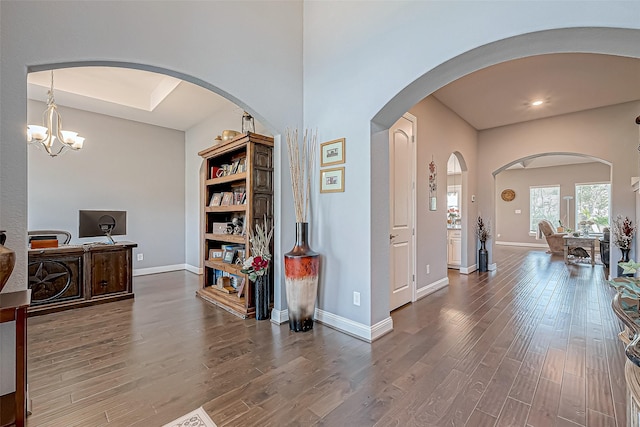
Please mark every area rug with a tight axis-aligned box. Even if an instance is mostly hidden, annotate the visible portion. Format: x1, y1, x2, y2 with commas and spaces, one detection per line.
162, 406, 217, 427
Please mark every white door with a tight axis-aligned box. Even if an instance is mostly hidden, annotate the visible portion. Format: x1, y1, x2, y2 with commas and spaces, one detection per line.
389, 113, 416, 311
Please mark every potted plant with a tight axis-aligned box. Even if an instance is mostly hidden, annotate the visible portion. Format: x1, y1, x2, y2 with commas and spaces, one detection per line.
475, 216, 491, 272
241, 216, 273, 320
613, 215, 636, 277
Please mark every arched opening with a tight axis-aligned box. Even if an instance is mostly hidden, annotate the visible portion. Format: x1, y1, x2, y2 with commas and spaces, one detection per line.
493, 152, 612, 267
25, 63, 282, 313
370, 28, 640, 322
446, 152, 467, 269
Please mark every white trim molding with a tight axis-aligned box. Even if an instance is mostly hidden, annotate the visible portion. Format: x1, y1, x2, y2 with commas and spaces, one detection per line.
270, 308, 289, 325
489, 263, 497, 271
460, 264, 477, 274
416, 277, 449, 300
496, 241, 548, 248
184, 264, 202, 275
133, 264, 188, 277
314, 308, 393, 343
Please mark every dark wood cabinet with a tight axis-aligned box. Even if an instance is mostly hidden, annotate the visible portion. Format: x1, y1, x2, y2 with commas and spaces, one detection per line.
90, 249, 129, 296
28, 242, 136, 315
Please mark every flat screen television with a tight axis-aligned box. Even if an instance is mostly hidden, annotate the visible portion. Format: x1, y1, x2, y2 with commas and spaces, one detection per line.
78, 210, 127, 244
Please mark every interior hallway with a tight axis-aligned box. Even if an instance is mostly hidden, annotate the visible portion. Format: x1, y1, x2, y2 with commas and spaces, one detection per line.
26, 246, 625, 426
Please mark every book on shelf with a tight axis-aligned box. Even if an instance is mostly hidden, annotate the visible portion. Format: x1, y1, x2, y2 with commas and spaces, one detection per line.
233, 191, 245, 205
237, 157, 247, 173
231, 159, 240, 174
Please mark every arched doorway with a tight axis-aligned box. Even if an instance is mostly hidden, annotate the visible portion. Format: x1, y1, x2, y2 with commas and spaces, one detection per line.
493, 152, 612, 268
25, 63, 284, 309
370, 27, 640, 325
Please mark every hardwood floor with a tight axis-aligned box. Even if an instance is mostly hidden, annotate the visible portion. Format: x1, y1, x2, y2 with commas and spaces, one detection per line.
26, 247, 627, 426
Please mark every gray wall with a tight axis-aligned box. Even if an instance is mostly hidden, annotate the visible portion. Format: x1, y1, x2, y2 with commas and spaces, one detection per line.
28, 100, 186, 270
495, 162, 611, 245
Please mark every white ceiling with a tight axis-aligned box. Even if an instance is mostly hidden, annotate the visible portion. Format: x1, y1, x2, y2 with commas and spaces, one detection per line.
28, 54, 640, 169
28, 67, 235, 131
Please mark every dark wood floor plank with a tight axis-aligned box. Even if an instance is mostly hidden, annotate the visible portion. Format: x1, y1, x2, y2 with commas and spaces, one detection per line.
24, 248, 627, 426
508, 351, 546, 405
476, 357, 522, 417
526, 375, 562, 426
558, 372, 586, 425
496, 397, 530, 427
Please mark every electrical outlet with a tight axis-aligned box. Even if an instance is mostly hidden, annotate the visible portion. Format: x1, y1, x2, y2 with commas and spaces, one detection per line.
353, 291, 360, 306
427, 264, 430, 274
137, 253, 143, 261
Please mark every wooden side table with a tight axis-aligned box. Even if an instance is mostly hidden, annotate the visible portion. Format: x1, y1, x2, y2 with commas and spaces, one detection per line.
563, 235, 597, 266
0, 290, 31, 427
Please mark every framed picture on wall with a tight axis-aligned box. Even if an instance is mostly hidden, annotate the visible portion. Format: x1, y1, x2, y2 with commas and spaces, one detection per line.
320, 138, 345, 167
320, 167, 345, 193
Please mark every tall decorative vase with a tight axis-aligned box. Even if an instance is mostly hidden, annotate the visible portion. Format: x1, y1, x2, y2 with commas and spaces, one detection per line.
284, 222, 320, 332
478, 240, 488, 273
0, 230, 16, 292
618, 248, 633, 278
254, 273, 270, 320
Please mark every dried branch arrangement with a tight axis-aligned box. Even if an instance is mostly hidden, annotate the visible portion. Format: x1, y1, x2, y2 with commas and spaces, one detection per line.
248, 215, 274, 259
285, 128, 317, 223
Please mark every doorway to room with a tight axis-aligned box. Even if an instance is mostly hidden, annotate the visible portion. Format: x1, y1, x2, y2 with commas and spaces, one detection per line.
446, 152, 464, 270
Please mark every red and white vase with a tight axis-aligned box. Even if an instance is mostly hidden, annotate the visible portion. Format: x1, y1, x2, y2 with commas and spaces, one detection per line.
284, 222, 320, 332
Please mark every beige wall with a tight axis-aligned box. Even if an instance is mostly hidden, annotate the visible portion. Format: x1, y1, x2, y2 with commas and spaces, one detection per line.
410, 96, 478, 286
495, 162, 610, 245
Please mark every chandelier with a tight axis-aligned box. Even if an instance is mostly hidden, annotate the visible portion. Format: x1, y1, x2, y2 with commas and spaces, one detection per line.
27, 70, 85, 157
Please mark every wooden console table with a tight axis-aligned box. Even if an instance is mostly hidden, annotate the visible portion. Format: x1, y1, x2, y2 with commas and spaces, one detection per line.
28, 241, 136, 315
563, 235, 596, 266
0, 290, 31, 427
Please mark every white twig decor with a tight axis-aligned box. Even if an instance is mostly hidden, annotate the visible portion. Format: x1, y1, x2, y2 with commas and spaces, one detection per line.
285, 128, 317, 223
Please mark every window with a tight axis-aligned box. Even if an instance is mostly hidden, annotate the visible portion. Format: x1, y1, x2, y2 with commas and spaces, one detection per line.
575, 183, 610, 233
530, 185, 560, 232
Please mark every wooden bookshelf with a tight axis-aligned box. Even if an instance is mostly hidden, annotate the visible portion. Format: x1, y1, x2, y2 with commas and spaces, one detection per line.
196, 132, 273, 318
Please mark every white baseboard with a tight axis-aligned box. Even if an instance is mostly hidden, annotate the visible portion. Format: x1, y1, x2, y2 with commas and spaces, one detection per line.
416, 277, 449, 300
460, 264, 477, 274
496, 241, 548, 248
133, 264, 187, 277
270, 308, 289, 325
314, 308, 393, 343
184, 264, 202, 275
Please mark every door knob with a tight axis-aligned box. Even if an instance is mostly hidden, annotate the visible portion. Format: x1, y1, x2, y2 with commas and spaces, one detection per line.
390, 234, 398, 240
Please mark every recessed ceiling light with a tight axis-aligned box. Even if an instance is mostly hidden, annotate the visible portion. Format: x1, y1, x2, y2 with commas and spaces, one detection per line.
531, 100, 544, 107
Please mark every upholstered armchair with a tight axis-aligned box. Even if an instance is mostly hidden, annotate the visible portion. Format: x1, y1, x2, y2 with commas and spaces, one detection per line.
538, 220, 566, 253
